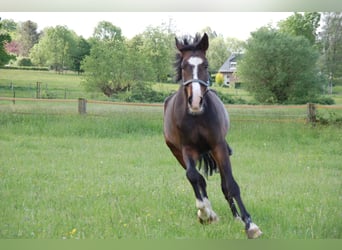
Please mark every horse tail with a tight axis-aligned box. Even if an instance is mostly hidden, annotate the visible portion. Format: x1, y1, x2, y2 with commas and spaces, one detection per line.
198, 152, 218, 177
198, 142, 233, 177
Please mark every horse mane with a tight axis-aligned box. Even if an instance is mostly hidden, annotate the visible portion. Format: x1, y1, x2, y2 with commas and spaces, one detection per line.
174, 33, 204, 82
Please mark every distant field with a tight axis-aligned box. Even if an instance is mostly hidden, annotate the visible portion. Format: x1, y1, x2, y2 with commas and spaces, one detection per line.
0, 69, 253, 103
2, 69, 341, 105
0, 101, 341, 239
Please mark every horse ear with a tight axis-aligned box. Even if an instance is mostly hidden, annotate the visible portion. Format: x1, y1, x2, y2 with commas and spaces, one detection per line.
197, 33, 209, 51
175, 37, 183, 51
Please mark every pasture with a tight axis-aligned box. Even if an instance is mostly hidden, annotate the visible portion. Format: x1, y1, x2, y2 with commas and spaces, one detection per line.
0, 101, 341, 239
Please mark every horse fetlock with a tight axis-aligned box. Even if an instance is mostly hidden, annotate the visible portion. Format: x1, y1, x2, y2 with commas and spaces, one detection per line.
246, 222, 262, 239
196, 199, 219, 224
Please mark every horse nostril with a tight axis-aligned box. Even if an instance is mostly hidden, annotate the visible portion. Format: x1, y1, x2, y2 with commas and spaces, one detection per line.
188, 96, 193, 105
199, 97, 203, 106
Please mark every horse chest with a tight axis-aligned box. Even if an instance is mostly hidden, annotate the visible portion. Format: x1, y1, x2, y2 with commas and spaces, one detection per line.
177, 118, 215, 150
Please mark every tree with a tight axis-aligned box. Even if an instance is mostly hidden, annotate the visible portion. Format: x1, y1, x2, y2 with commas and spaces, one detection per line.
81, 22, 130, 97
17, 20, 40, 56
278, 12, 321, 45
81, 38, 129, 97
318, 12, 342, 82
207, 36, 245, 73
238, 27, 320, 104
0, 19, 17, 38
125, 34, 154, 82
69, 36, 90, 74
0, 17, 13, 66
207, 36, 230, 73
141, 25, 174, 82
93, 21, 123, 42
30, 26, 78, 71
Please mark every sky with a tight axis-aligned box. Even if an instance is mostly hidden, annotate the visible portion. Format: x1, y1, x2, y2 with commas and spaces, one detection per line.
0, 12, 294, 40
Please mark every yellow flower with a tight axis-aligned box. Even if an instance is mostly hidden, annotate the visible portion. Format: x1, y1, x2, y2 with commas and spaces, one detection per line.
70, 228, 77, 235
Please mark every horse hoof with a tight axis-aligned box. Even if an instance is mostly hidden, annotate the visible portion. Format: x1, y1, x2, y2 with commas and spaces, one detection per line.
246, 223, 262, 239
198, 214, 219, 224
197, 209, 219, 225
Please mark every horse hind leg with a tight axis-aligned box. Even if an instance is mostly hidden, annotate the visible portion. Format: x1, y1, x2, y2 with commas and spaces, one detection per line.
214, 142, 262, 239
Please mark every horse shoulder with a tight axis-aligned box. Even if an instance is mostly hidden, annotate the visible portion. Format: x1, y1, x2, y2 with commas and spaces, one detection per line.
207, 90, 230, 133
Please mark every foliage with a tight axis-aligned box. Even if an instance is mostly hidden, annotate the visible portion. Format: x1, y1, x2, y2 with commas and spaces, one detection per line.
16, 57, 33, 66
278, 12, 321, 45
207, 36, 230, 73
140, 26, 174, 82
82, 23, 175, 97
126, 81, 170, 103
29, 26, 78, 71
238, 27, 320, 104
318, 12, 342, 79
207, 35, 244, 73
0, 66, 48, 71
69, 36, 90, 74
92, 21, 123, 41
316, 109, 342, 125
215, 72, 224, 86
16, 20, 40, 57
0, 17, 14, 66
81, 26, 129, 97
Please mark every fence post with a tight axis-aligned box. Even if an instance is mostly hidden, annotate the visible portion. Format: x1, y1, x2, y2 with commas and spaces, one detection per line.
78, 98, 87, 115
36, 82, 41, 99
307, 103, 316, 124
13, 89, 15, 104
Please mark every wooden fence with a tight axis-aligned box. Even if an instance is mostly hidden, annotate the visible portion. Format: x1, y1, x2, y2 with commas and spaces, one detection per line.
1, 97, 341, 124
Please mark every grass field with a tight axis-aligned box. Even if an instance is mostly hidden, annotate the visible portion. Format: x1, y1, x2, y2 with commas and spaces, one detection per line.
0, 69, 254, 103
0, 102, 341, 239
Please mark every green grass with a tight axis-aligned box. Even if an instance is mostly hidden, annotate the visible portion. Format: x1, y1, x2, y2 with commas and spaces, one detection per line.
0, 69, 104, 100
0, 102, 341, 239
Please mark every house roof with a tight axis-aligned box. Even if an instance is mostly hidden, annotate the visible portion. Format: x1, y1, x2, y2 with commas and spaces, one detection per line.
218, 53, 243, 73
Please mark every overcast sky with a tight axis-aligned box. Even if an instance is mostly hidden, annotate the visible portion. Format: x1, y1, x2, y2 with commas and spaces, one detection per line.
0, 12, 294, 40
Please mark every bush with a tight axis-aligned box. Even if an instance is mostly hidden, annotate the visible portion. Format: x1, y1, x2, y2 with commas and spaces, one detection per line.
316, 110, 342, 126
126, 81, 171, 103
0, 65, 49, 71
215, 73, 224, 86
17, 57, 33, 66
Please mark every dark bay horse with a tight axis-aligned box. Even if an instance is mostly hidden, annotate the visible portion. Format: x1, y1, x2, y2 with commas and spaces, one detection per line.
163, 33, 262, 239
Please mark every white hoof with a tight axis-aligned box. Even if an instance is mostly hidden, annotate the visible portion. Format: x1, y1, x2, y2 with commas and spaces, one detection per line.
196, 198, 219, 224
246, 222, 262, 239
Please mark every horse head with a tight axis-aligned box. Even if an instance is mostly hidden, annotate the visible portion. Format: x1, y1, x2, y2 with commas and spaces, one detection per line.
175, 33, 210, 115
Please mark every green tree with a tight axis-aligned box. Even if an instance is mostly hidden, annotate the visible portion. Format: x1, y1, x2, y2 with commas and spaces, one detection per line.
81, 39, 129, 97
238, 27, 320, 104
0, 17, 13, 66
141, 26, 174, 82
30, 26, 78, 71
207, 36, 230, 73
81, 22, 130, 97
207, 35, 245, 73
278, 12, 321, 45
319, 12, 342, 80
69, 36, 90, 74
93, 21, 122, 41
126, 34, 154, 82
0, 19, 17, 38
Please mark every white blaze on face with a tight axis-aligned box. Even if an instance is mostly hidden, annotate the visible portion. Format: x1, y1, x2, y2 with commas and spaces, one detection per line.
188, 57, 203, 112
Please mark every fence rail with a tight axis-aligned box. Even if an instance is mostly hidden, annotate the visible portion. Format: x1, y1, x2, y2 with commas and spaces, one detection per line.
1, 97, 342, 124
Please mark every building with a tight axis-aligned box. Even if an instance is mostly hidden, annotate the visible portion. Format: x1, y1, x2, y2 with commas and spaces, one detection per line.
218, 53, 243, 88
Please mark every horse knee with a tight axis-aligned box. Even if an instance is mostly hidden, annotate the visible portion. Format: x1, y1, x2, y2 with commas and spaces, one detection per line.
186, 167, 198, 183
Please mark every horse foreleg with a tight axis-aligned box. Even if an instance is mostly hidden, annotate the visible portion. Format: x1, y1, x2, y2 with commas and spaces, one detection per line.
182, 147, 218, 224
213, 142, 262, 239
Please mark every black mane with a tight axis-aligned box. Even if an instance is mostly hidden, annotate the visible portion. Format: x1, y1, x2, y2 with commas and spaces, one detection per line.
174, 33, 203, 82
